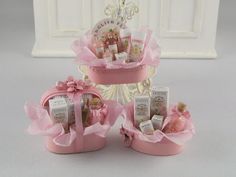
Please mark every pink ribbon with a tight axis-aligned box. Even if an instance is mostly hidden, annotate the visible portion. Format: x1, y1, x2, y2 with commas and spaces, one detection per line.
56, 76, 92, 94
120, 126, 134, 147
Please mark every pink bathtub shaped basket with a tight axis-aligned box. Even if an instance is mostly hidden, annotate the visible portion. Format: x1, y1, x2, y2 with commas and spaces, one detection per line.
24, 76, 123, 154
120, 102, 195, 156
72, 28, 160, 85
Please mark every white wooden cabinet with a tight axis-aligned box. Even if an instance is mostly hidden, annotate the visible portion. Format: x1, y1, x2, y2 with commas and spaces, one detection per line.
32, 0, 220, 58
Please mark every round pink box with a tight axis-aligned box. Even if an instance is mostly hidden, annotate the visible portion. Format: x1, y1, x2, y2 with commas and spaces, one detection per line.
121, 102, 194, 156
46, 134, 106, 154
131, 137, 184, 156
25, 77, 122, 154
87, 65, 148, 85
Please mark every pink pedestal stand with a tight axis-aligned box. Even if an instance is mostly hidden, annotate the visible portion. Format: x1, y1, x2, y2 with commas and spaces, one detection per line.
131, 137, 184, 156
46, 134, 106, 154
88, 65, 148, 85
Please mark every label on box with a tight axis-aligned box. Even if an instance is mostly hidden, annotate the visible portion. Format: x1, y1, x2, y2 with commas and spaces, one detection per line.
139, 120, 154, 135
151, 115, 164, 130
134, 96, 150, 126
49, 97, 68, 124
150, 87, 169, 118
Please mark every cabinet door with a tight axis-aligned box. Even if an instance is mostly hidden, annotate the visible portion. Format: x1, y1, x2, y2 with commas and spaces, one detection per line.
33, 0, 219, 58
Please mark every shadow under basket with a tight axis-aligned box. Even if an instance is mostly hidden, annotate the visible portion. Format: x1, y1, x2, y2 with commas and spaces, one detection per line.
46, 134, 106, 154
131, 137, 184, 156
87, 65, 148, 85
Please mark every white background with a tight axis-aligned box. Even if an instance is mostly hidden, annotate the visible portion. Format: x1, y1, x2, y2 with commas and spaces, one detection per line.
0, 0, 236, 177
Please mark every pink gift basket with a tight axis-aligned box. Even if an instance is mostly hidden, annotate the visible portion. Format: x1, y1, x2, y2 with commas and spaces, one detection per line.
72, 18, 160, 85
120, 102, 195, 156
24, 76, 122, 154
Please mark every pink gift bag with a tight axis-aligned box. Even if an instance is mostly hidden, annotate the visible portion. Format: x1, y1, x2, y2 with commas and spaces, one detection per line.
24, 76, 123, 154
120, 102, 195, 156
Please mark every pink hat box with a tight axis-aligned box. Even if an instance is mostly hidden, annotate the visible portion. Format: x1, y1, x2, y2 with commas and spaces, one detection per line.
24, 77, 122, 154
120, 102, 195, 156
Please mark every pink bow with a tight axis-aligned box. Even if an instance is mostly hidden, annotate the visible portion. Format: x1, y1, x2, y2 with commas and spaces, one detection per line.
56, 76, 91, 93
120, 126, 134, 147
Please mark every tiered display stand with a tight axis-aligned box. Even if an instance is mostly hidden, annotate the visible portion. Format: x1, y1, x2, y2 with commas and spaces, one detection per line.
78, 65, 156, 105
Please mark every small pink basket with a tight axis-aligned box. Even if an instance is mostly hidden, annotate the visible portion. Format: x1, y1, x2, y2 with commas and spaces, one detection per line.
72, 29, 160, 85
25, 77, 122, 154
87, 65, 148, 85
120, 102, 195, 156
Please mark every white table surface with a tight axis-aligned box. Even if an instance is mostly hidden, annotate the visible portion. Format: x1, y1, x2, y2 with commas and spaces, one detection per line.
0, 0, 235, 177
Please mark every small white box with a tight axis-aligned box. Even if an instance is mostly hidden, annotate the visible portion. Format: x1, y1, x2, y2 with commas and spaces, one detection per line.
134, 95, 150, 126
49, 97, 68, 124
139, 120, 154, 135
151, 115, 164, 130
115, 52, 128, 61
151, 87, 169, 117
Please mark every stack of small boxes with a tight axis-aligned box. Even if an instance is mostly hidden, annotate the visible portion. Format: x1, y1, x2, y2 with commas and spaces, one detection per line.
134, 87, 169, 134
48, 94, 103, 132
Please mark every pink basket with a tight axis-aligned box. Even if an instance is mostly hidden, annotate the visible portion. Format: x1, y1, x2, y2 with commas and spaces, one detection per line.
25, 77, 122, 154
87, 65, 148, 85
72, 29, 160, 85
131, 137, 184, 156
46, 134, 106, 154
120, 102, 195, 156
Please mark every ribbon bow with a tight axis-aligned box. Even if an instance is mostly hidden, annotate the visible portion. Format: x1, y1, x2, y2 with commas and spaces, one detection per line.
120, 126, 134, 147
56, 76, 91, 93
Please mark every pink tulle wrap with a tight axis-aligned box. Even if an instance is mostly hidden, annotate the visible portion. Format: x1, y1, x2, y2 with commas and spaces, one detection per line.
72, 29, 160, 69
121, 102, 195, 147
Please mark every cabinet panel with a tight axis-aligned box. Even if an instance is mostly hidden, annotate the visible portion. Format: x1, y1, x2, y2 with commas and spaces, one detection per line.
160, 0, 204, 38
32, 0, 219, 58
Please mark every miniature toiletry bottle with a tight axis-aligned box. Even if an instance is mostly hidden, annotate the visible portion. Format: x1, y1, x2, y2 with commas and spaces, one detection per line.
82, 99, 90, 127
163, 103, 188, 133
120, 28, 131, 53
109, 43, 118, 61
90, 97, 103, 110
104, 29, 119, 60
103, 49, 113, 63
93, 41, 105, 59
65, 97, 75, 125
130, 31, 146, 62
